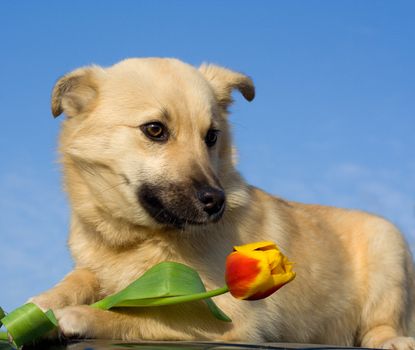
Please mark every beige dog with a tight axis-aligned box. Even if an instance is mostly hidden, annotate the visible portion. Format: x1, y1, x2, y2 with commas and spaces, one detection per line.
31, 58, 415, 348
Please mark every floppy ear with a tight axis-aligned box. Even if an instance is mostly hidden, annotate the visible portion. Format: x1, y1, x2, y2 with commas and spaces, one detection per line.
199, 64, 255, 109
51, 67, 100, 118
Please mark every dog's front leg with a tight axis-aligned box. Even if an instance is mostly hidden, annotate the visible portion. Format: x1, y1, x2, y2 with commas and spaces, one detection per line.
55, 305, 196, 340
29, 268, 101, 311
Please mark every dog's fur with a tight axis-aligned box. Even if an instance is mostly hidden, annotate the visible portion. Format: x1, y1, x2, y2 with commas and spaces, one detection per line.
31, 58, 415, 348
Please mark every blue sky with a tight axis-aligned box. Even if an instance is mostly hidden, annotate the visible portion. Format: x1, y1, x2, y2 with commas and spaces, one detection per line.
0, 1, 414, 311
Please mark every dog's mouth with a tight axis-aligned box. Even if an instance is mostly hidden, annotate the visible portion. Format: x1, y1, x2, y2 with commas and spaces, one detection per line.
137, 183, 225, 229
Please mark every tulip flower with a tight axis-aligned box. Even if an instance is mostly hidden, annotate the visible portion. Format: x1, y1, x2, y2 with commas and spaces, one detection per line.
0, 241, 295, 348
226, 241, 296, 300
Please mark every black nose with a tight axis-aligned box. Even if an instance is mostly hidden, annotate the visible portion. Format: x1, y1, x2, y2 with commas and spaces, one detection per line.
197, 187, 226, 217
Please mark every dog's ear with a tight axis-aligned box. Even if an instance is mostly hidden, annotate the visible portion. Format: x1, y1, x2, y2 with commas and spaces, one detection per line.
51, 67, 101, 118
199, 64, 255, 110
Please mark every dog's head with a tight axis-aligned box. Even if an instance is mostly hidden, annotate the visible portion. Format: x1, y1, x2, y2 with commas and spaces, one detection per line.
53, 58, 254, 235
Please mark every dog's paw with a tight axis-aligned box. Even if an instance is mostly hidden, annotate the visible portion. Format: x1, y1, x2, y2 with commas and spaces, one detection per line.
380, 337, 415, 350
55, 305, 93, 338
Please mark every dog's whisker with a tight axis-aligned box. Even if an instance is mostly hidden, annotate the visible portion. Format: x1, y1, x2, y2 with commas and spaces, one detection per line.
76, 162, 130, 194
153, 207, 167, 222
100, 181, 129, 193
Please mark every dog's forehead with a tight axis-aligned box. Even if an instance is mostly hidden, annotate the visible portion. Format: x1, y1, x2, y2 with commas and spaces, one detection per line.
100, 58, 218, 126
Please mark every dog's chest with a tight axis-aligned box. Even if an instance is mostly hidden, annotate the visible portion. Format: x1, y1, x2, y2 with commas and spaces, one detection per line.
73, 238, 222, 297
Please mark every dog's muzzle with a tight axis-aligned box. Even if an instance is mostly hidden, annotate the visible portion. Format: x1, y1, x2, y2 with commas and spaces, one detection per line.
138, 183, 226, 228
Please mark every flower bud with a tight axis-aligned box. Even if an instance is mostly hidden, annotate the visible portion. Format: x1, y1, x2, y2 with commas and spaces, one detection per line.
225, 241, 295, 300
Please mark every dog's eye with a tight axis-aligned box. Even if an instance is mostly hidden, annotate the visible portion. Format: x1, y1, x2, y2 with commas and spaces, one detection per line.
140, 122, 168, 142
205, 129, 219, 148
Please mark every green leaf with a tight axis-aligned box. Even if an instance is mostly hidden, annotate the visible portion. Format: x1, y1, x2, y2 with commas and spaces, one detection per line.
1, 303, 57, 348
92, 261, 231, 321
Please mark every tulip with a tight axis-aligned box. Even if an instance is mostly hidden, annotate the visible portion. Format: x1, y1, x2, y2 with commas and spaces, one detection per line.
0, 241, 295, 347
225, 241, 296, 300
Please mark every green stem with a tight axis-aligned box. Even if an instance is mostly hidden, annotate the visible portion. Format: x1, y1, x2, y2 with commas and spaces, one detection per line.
0, 332, 8, 341
91, 285, 230, 309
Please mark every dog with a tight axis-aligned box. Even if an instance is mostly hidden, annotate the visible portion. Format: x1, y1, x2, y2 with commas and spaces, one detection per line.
30, 58, 415, 349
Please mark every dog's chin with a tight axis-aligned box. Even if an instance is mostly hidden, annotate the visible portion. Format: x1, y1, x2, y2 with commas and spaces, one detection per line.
156, 212, 221, 230
137, 186, 224, 230
141, 202, 223, 230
